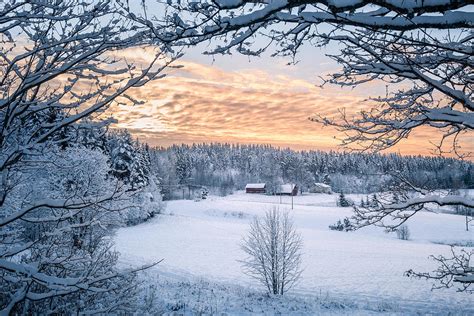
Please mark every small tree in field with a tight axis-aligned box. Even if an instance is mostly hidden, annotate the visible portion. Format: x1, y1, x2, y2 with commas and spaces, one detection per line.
241, 208, 303, 295
337, 192, 351, 207
396, 225, 410, 241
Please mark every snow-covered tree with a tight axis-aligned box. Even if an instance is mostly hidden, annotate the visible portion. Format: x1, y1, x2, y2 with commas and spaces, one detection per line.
0, 0, 175, 312
175, 147, 192, 185
0, 145, 160, 313
336, 192, 351, 207
107, 130, 150, 190
77, 118, 111, 151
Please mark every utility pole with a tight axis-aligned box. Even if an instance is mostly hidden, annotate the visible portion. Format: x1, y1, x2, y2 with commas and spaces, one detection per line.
467, 213, 469, 231
291, 183, 294, 210
466, 207, 472, 231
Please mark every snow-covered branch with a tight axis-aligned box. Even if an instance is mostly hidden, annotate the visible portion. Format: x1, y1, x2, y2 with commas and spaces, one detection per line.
352, 192, 474, 230
154, 1, 473, 49
406, 247, 473, 293
1, 1, 172, 313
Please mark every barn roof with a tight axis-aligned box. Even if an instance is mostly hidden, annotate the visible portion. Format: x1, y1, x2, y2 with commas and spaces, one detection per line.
278, 184, 296, 193
313, 182, 331, 188
245, 183, 266, 189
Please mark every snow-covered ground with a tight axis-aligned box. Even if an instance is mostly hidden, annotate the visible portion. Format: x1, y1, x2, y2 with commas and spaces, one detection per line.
115, 192, 473, 314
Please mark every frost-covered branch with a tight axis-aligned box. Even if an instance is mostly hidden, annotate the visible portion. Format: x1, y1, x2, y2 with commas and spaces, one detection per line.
0, 0, 173, 313
348, 170, 474, 230
352, 191, 474, 230
406, 247, 474, 293
310, 29, 473, 156
155, 0, 473, 50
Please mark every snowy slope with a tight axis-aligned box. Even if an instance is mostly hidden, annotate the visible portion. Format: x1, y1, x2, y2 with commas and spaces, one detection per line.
115, 192, 473, 314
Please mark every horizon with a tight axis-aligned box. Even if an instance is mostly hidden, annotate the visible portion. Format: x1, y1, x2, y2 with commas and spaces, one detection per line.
123, 136, 471, 161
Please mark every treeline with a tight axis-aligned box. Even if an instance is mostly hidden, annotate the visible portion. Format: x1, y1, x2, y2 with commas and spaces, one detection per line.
150, 143, 474, 197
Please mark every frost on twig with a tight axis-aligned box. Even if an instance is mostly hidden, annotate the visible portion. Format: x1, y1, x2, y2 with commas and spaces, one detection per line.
1, 0, 175, 313
406, 247, 474, 293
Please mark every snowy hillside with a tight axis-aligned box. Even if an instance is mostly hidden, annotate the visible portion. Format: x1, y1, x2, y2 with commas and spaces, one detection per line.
115, 192, 473, 314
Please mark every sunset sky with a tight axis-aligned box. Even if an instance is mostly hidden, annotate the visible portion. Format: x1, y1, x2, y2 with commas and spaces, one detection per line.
110, 45, 473, 156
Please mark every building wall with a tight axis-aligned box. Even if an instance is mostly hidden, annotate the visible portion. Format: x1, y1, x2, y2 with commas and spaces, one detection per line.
246, 188, 266, 194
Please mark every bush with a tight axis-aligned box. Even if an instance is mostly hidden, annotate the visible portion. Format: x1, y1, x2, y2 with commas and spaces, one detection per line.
396, 225, 410, 240
329, 217, 353, 231
201, 187, 209, 199
336, 192, 353, 207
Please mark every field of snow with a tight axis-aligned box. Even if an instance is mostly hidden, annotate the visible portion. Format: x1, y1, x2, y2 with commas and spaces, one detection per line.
115, 192, 473, 314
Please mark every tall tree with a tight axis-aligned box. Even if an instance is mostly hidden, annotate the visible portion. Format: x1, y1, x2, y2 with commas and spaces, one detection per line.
0, 0, 176, 312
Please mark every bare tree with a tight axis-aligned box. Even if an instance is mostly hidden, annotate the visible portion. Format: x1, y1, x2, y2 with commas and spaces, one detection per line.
464, 207, 473, 232
241, 208, 303, 295
396, 225, 410, 241
0, 0, 176, 313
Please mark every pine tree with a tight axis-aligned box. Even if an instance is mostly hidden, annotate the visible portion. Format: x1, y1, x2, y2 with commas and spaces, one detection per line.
106, 130, 149, 190
175, 147, 192, 185
370, 194, 378, 207
338, 192, 351, 207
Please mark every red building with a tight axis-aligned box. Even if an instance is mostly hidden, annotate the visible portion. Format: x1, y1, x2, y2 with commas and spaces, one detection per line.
245, 183, 266, 194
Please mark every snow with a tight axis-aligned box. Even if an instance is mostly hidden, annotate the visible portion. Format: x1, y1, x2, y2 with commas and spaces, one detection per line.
314, 183, 331, 189
278, 183, 296, 194
245, 183, 266, 189
311, 183, 333, 193
115, 191, 473, 314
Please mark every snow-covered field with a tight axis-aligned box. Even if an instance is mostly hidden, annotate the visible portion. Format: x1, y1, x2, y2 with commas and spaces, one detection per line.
115, 192, 473, 314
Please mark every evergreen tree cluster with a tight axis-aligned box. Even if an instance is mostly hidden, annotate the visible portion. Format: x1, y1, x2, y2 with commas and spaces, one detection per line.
106, 130, 151, 190
29, 107, 153, 192
337, 193, 353, 207
150, 143, 473, 196
63, 121, 152, 191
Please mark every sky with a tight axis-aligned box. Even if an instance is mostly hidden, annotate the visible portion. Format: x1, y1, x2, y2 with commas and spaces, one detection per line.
109, 43, 473, 157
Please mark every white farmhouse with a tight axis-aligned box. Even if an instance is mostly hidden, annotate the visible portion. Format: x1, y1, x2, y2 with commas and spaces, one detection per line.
310, 183, 332, 194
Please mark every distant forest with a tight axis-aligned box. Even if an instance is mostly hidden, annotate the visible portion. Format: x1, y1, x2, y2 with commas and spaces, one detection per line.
149, 143, 474, 197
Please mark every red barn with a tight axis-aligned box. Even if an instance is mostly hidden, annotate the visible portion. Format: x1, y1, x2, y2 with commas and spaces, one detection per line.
245, 183, 266, 194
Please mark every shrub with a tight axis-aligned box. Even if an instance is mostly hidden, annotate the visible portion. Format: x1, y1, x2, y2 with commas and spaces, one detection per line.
336, 192, 353, 207
396, 225, 410, 240
329, 217, 353, 231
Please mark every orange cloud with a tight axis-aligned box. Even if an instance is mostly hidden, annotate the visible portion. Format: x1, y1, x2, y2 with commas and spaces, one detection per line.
109, 57, 473, 157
